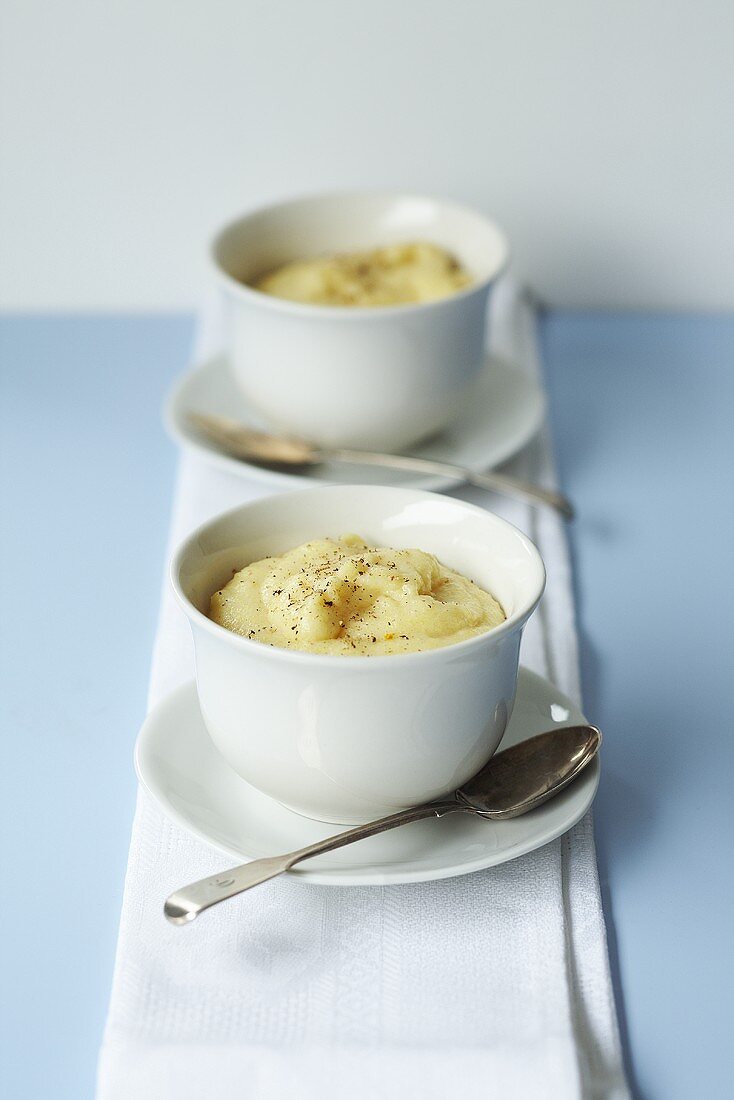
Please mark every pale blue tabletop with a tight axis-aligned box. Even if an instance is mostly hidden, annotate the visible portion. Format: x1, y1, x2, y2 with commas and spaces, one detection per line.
1, 313, 732, 1099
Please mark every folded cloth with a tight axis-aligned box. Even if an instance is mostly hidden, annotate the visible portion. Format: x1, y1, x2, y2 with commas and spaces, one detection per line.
96, 280, 628, 1099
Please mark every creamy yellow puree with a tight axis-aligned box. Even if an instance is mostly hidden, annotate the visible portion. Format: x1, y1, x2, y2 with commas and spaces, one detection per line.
209, 535, 505, 656
253, 242, 472, 307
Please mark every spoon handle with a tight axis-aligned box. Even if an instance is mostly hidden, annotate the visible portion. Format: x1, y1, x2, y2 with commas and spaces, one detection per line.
164, 799, 460, 925
329, 448, 574, 519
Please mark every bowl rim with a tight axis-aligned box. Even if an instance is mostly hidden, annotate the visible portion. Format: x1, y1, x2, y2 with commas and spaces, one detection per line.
209, 189, 510, 321
171, 485, 546, 668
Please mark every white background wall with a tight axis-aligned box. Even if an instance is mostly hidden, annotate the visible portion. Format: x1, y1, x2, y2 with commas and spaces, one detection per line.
1, 0, 732, 311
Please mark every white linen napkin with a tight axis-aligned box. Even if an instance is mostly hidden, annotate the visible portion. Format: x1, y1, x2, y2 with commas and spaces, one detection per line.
96, 281, 628, 1100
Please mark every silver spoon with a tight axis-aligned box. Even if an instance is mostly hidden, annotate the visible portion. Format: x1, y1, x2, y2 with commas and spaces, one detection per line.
165, 725, 600, 925
189, 413, 574, 519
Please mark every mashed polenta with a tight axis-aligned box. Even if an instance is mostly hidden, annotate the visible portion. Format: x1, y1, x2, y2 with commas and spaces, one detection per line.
209, 535, 505, 656
252, 243, 472, 307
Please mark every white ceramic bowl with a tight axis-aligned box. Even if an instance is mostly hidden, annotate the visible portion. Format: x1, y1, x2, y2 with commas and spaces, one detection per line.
211, 192, 509, 451
172, 485, 545, 824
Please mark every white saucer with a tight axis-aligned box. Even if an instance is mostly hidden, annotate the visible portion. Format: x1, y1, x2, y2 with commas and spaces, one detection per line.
164, 354, 545, 491
135, 668, 598, 886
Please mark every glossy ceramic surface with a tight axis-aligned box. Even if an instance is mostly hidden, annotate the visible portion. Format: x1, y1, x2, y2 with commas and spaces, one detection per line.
136, 668, 598, 885
172, 486, 545, 823
211, 192, 509, 450
165, 353, 544, 491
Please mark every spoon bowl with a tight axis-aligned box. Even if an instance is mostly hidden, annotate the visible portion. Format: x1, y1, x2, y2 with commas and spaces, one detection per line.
458, 726, 601, 817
